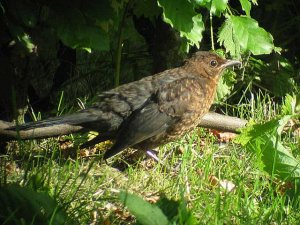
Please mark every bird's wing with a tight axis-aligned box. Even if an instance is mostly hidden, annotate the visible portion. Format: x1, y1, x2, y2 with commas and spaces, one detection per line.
104, 77, 203, 159
103, 98, 173, 159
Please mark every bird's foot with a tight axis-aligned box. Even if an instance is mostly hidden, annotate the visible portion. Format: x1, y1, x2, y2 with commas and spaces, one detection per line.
145, 149, 160, 162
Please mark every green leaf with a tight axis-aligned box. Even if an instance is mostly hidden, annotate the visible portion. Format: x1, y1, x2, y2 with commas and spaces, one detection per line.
194, 0, 211, 6
119, 191, 169, 225
236, 115, 300, 181
181, 14, 204, 48
217, 19, 240, 57
261, 136, 300, 180
236, 116, 292, 146
210, 0, 228, 16
58, 25, 109, 51
158, 0, 204, 48
133, 0, 162, 20
0, 185, 67, 224
158, 0, 196, 33
215, 70, 237, 103
239, 0, 251, 16
49, 8, 109, 51
7, 22, 36, 53
230, 16, 274, 55
155, 197, 179, 221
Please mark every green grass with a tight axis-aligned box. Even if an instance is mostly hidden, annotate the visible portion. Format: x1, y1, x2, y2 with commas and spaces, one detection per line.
1, 93, 300, 224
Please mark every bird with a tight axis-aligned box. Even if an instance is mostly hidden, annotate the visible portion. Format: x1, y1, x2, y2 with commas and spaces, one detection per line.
10, 51, 241, 159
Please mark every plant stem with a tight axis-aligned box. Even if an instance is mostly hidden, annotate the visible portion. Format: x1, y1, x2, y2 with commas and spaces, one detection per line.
210, 12, 215, 50
114, 2, 130, 87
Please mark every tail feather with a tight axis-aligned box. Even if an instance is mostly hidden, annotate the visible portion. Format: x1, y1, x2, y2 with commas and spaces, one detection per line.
8, 111, 99, 131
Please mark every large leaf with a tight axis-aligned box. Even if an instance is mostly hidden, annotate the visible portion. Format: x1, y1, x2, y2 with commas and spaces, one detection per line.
215, 70, 237, 103
236, 115, 300, 181
236, 116, 292, 146
0, 185, 67, 224
156, 196, 197, 224
158, 0, 203, 48
181, 14, 204, 48
48, 7, 109, 52
119, 191, 169, 225
218, 19, 240, 57
194, 0, 227, 16
158, 0, 196, 33
230, 16, 274, 55
261, 136, 300, 180
239, 0, 251, 16
133, 0, 162, 20
210, 0, 228, 16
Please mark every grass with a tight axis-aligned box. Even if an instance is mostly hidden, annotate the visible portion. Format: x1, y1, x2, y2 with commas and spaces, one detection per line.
1, 93, 300, 224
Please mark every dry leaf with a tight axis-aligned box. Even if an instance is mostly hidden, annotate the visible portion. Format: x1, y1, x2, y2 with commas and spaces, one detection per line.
210, 129, 237, 142
209, 175, 219, 186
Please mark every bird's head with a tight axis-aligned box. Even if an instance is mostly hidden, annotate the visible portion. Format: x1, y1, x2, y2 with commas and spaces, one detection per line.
184, 51, 241, 81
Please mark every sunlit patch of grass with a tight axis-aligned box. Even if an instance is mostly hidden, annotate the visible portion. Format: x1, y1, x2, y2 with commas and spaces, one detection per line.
1, 93, 300, 224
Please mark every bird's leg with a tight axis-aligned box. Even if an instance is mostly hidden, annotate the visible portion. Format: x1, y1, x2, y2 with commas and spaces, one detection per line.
145, 149, 160, 162
145, 149, 183, 174
145, 149, 174, 173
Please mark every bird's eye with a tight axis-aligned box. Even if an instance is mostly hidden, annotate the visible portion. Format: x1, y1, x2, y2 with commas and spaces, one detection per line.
210, 60, 218, 67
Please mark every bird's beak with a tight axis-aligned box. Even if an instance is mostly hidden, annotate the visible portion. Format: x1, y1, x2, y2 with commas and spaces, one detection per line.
221, 59, 242, 69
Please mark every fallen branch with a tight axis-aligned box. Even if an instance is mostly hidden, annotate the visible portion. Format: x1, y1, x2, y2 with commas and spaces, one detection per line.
199, 112, 247, 133
0, 112, 247, 141
0, 121, 83, 141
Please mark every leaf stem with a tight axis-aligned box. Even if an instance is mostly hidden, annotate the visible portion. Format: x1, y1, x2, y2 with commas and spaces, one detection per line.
210, 12, 215, 50
114, 2, 130, 87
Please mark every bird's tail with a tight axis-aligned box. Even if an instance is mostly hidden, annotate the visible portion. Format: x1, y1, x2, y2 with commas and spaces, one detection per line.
7, 110, 98, 131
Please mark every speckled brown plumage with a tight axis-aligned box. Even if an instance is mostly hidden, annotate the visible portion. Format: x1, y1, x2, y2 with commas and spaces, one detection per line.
14, 51, 240, 159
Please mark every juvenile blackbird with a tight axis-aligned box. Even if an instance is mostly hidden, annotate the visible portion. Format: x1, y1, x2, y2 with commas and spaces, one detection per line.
13, 51, 240, 159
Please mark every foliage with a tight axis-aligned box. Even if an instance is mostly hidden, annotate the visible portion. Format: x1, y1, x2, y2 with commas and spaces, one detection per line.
158, 0, 204, 49
235, 94, 300, 196
119, 191, 197, 225
1, 0, 297, 107
0, 184, 68, 225
1, 0, 277, 55
218, 16, 275, 56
